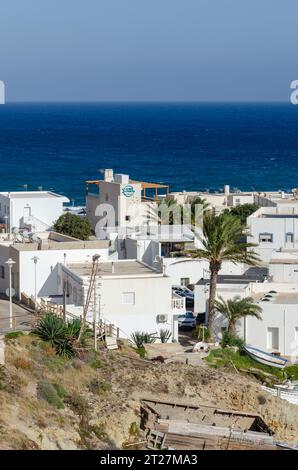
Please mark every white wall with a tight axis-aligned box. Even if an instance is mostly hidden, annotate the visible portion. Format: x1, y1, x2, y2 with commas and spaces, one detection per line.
16, 247, 109, 299
0, 192, 68, 232
269, 262, 298, 283
0, 243, 10, 294
62, 267, 177, 341
245, 304, 298, 357
248, 211, 298, 263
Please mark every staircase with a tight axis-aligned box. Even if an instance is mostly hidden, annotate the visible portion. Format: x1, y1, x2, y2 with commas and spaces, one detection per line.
25, 295, 133, 349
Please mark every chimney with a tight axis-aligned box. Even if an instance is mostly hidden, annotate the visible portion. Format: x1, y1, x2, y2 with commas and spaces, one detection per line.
224, 185, 230, 195
104, 169, 114, 182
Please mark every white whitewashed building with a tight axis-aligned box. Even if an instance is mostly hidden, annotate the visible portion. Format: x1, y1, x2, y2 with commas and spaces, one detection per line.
86, 169, 169, 234
0, 231, 109, 300
0, 191, 69, 232
195, 264, 298, 360
247, 206, 298, 263
60, 259, 178, 341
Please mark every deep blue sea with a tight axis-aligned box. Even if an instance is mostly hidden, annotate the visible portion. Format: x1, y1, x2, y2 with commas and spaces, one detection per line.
0, 103, 298, 205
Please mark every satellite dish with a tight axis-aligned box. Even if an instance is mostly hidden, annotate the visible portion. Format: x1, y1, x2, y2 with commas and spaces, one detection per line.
154, 255, 163, 263
6, 287, 15, 298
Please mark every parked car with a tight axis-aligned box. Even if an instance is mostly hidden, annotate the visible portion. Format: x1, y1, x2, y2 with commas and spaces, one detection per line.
178, 311, 196, 329
172, 286, 194, 299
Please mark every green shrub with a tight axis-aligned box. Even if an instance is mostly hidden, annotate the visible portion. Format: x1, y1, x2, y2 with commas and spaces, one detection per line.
5, 331, 24, 340
34, 313, 76, 358
66, 318, 90, 345
135, 347, 146, 358
88, 378, 112, 395
131, 331, 156, 348
54, 212, 91, 240
34, 313, 66, 344
65, 393, 90, 420
159, 329, 172, 343
37, 380, 64, 409
89, 358, 103, 369
221, 331, 244, 349
53, 383, 67, 399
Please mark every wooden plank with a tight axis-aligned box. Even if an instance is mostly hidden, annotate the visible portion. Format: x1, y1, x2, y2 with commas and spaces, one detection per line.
105, 336, 118, 350
159, 419, 274, 445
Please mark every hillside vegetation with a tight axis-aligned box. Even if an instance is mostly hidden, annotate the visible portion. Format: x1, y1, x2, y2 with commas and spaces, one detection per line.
1, 333, 298, 449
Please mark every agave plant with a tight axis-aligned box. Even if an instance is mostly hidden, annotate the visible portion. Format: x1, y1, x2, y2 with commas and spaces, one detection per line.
131, 331, 156, 348
66, 318, 90, 346
34, 313, 76, 358
34, 313, 67, 346
159, 329, 172, 343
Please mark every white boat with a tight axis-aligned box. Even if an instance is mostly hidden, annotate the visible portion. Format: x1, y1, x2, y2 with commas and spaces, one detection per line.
261, 386, 298, 406
244, 345, 289, 369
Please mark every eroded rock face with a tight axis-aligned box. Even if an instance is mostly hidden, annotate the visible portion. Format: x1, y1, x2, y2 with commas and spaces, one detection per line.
1, 337, 298, 449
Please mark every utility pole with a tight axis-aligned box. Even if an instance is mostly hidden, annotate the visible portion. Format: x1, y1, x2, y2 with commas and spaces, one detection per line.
32, 256, 39, 311
93, 278, 97, 350
5, 258, 15, 329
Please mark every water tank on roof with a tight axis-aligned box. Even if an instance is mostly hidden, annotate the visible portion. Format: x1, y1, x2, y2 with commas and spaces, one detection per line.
114, 173, 129, 185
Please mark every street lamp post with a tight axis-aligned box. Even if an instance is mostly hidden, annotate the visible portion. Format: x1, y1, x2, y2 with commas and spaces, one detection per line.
5, 258, 16, 329
32, 256, 39, 310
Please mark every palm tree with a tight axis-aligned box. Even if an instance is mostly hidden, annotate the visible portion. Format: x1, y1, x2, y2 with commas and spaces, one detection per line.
214, 296, 262, 335
184, 197, 210, 227
155, 196, 182, 225
188, 211, 260, 339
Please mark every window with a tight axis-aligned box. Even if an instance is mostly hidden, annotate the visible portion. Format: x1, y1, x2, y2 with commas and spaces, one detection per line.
235, 198, 241, 206
180, 277, 190, 287
125, 215, 131, 221
122, 292, 135, 305
267, 327, 279, 350
285, 232, 294, 243
295, 327, 298, 342
0, 266, 4, 279
259, 233, 273, 243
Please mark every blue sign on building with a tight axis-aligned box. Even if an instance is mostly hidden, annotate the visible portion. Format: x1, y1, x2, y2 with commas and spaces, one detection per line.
122, 185, 135, 197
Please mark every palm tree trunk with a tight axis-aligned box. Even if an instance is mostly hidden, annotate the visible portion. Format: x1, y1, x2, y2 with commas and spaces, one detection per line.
228, 321, 236, 336
208, 270, 218, 340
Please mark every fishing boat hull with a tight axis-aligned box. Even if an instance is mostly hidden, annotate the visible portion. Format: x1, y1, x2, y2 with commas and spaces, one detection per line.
262, 386, 298, 406
244, 346, 288, 369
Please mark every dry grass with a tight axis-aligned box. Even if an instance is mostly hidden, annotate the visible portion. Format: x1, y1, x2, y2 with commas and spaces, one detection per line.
0, 334, 298, 449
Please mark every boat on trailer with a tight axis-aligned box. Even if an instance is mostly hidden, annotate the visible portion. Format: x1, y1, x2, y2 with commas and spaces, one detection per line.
244, 345, 289, 369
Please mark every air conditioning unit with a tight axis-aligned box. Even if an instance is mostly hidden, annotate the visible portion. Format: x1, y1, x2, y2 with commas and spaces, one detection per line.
157, 314, 168, 323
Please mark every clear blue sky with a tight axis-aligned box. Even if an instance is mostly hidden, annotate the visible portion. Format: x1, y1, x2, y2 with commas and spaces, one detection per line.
0, 0, 297, 102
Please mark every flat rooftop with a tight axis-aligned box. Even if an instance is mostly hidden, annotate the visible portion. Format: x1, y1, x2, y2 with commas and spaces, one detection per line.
10, 231, 109, 251
0, 191, 69, 200
66, 260, 162, 278
197, 267, 268, 286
